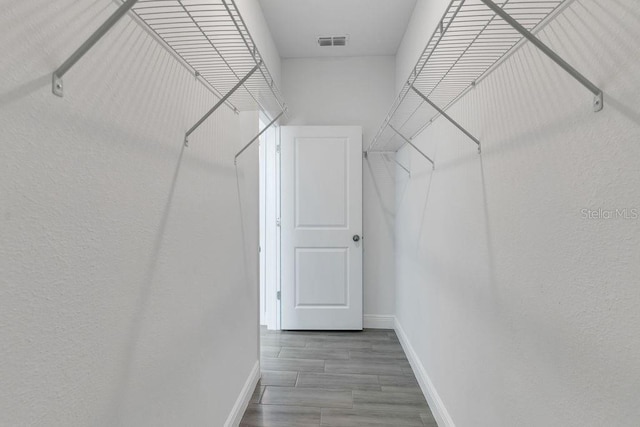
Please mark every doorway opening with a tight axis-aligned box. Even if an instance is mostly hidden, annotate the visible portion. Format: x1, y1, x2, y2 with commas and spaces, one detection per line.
258, 114, 281, 332
258, 123, 364, 332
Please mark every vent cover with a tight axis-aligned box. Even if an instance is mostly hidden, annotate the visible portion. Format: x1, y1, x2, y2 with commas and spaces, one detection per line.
318, 37, 333, 47
317, 36, 348, 47
332, 36, 347, 46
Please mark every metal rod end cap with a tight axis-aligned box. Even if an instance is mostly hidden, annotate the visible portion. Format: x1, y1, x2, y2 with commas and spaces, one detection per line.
52, 74, 63, 97
593, 92, 604, 112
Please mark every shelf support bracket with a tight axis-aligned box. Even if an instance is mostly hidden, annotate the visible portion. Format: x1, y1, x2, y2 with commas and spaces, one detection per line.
235, 111, 284, 164
480, 0, 603, 112
389, 124, 435, 169
52, 0, 139, 97
185, 61, 262, 146
411, 86, 481, 153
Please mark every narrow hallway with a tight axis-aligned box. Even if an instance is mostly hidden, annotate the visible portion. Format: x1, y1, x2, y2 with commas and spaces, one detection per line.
241, 328, 436, 426
3, 0, 639, 424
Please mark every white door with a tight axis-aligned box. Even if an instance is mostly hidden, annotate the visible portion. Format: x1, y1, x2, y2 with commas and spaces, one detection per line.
280, 126, 363, 330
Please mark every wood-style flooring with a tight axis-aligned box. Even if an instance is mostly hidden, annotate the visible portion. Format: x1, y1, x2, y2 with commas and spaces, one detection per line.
240, 327, 437, 427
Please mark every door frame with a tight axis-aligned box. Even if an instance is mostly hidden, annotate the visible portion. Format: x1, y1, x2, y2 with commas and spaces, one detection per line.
259, 112, 281, 330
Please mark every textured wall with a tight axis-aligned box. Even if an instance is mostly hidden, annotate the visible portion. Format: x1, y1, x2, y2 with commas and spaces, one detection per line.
0, 1, 260, 425
282, 56, 397, 318
236, 0, 282, 86
394, 0, 640, 425
394, 0, 448, 92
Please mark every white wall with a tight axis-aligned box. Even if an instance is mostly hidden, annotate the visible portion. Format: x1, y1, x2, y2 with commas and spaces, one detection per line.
394, 0, 640, 426
281, 56, 397, 320
236, 0, 282, 86
395, 0, 449, 91
0, 1, 264, 425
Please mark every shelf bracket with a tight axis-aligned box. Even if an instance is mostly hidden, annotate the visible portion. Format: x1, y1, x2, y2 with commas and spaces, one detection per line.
52, 0, 139, 97
480, 0, 603, 112
389, 124, 435, 169
411, 86, 481, 153
185, 61, 262, 146
234, 111, 284, 164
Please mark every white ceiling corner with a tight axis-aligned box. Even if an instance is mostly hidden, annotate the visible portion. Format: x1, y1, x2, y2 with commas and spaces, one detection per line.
257, 0, 418, 58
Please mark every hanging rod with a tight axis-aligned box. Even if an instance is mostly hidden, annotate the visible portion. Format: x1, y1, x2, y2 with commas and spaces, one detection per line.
52, 0, 139, 96
365, 151, 411, 175
410, 85, 481, 153
385, 154, 411, 176
235, 111, 283, 163
185, 61, 261, 146
480, 0, 603, 112
389, 124, 435, 169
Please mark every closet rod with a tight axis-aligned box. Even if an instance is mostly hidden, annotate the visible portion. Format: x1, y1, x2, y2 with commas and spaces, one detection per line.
389, 124, 435, 169
365, 151, 411, 175
410, 85, 481, 153
185, 60, 262, 146
52, 0, 139, 97
480, 0, 603, 111
385, 154, 411, 176
235, 111, 284, 163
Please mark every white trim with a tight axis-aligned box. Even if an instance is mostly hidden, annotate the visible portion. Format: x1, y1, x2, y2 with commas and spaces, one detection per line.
224, 360, 260, 427
363, 314, 396, 329
394, 317, 455, 427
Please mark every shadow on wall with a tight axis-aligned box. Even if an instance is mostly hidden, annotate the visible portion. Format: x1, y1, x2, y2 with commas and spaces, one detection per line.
365, 154, 396, 234
107, 142, 186, 425
2, 1, 252, 424
0, 74, 50, 108
606, 96, 640, 127
416, 166, 435, 251
234, 157, 251, 290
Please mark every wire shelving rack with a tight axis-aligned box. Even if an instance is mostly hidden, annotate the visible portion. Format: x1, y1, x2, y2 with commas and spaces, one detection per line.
51, 0, 286, 150
367, 0, 603, 165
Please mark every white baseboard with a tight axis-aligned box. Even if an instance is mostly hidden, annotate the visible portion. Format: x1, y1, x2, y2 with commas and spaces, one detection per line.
363, 314, 395, 329
394, 318, 455, 427
224, 360, 260, 427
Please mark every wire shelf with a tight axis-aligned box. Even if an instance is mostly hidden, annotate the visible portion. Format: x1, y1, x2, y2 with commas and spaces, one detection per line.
368, 0, 573, 152
131, 0, 286, 120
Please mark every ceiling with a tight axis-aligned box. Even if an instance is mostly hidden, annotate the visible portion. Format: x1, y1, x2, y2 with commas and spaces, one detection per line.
257, 0, 418, 58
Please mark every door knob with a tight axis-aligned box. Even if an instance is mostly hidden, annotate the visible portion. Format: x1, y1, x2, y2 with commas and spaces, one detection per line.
352, 234, 360, 242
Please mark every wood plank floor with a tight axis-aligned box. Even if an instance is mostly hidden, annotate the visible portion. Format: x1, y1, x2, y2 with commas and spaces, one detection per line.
240, 327, 437, 427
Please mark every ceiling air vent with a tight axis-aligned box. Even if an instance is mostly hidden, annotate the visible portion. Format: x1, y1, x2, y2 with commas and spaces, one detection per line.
318, 37, 333, 47
317, 36, 348, 47
332, 36, 347, 46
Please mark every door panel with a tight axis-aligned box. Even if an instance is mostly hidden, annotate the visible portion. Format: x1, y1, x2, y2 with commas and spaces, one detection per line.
281, 126, 362, 330
294, 137, 348, 228
295, 247, 348, 306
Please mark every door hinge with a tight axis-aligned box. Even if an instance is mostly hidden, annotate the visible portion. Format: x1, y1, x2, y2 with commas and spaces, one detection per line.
276, 144, 281, 153
276, 217, 281, 227
276, 291, 281, 300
